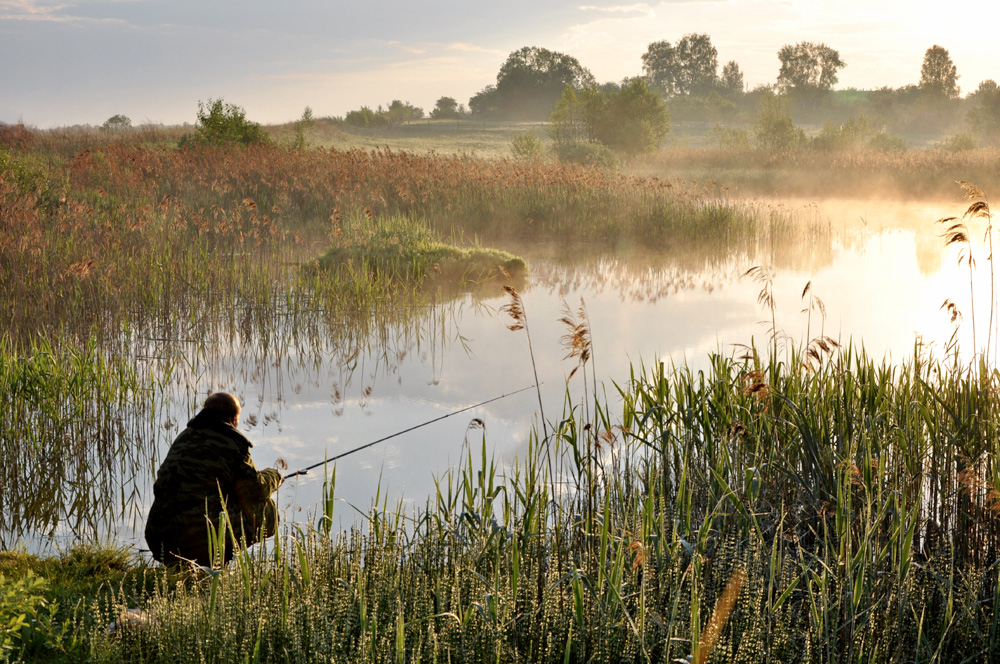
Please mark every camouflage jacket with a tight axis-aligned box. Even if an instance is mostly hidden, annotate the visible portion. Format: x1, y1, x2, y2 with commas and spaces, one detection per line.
145, 410, 282, 566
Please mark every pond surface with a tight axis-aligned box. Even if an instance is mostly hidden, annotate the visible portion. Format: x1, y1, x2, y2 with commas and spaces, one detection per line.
29, 195, 994, 554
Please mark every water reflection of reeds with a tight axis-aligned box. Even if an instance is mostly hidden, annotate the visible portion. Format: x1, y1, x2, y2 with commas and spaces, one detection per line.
0, 338, 165, 547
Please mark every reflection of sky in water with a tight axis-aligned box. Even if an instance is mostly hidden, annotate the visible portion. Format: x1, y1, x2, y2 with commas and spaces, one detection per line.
56, 198, 995, 555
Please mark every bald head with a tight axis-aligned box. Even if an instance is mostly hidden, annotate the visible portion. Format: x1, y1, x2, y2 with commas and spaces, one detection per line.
204, 392, 241, 426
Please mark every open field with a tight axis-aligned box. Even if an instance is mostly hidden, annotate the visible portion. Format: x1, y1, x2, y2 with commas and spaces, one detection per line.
3, 125, 1000, 662
270, 118, 1000, 199
269, 118, 551, 159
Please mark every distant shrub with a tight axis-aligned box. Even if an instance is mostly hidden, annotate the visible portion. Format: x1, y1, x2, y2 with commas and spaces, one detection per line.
180, 98, 267, 147
590, 79, 669, 155
384, 100, 423, 127
344, 107, 388, 129
292, 106, 314, 150
101, 114, 132, 133
430, 96, 464, 119
553, 141, 618, 169
811, 117, 873, 151
343, 102, 421, 129
752, 94, 806, 153
866, 130, 907, 153
669, 92, 742, 123
809, 116, 906, 154
510, 129, 545, 161
936, 132, 978, 152
708, 124, 750, 151
550, 80, 668, 157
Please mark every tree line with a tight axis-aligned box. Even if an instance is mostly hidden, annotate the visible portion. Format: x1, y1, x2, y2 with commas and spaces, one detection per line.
330, 36, 998, 157
99, 36, 999, 158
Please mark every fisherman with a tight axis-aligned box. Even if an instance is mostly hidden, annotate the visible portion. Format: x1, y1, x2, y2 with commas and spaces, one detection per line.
145, 392, 283, 567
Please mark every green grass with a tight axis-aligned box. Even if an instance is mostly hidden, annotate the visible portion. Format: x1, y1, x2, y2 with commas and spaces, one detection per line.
312, 214, 526, 286
4, 342, 1000, 663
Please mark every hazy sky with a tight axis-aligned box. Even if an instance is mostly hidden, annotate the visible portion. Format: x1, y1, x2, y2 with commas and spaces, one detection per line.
3, 0, 999, 128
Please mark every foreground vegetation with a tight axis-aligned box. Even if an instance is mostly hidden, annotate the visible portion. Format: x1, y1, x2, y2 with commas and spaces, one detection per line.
6, 343, 1000, 662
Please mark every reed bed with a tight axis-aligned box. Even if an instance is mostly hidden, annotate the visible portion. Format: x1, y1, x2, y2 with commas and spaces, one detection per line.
0, 335, 166, 547
53, 344, 1000, 664
1, 131, 797, 350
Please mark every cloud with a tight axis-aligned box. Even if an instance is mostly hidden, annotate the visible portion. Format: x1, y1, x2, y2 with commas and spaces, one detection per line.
0, 0, 71, 20
0, 0, 124, 23
578, 3, 653, 12
386, 41, 427, 56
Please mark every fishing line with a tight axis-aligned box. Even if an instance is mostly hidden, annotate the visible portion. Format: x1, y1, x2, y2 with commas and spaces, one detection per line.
283, 384, 538, 480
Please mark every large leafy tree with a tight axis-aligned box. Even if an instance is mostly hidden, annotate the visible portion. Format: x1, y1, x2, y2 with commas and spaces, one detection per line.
967, 80, 1000, 143
642, 33, 718, 96
776, 42, 845, 98
385, 100, 423, 127
594, 78, 670, 154
430, 97, 462, 119
919, 45, 960, 99
550, 78, 669, 155
719, 60, 744, 96
469, 85, 499, 117
479, 46, 595, 120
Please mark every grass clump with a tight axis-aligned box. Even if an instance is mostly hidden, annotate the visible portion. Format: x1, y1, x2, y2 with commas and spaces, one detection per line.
313, 213, 527, 286
0, 544, 149, 662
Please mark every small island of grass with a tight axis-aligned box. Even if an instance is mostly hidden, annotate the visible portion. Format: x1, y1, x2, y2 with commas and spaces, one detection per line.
311, 214, 527, 286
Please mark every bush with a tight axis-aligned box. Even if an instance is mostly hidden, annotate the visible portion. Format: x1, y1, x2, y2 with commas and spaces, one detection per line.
936, 132, 978, 152
510, 129, 545, 161
430, 96, 463, 119
0, 571, 49, 660
0, 149, 49, 199
866, 130, 907, 153
182, 99, 267, 147
549, 80, 668, 156
669, 92, 742, 123
344, 107, 388, 129
292, 106, 314, 150
811, 116, 876, 151
590, 78, 669, 155
752, 94, 806, 152
553, 141, 618, 169
708, 124, 750, 151
101, 115, 132, 133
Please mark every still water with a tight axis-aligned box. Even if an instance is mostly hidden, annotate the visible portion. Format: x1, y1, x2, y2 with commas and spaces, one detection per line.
29, 196, 993, 553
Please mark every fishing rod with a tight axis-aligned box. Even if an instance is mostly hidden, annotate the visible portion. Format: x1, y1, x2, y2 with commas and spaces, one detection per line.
283, 384, 538, 480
